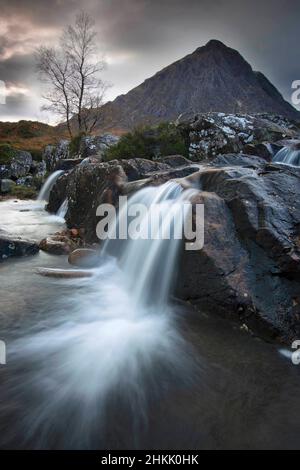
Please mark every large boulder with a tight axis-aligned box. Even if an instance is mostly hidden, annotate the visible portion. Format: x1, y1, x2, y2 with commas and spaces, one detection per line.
47, 157, 199, 243
178, 162, 300, 341
68, 248, 100, 268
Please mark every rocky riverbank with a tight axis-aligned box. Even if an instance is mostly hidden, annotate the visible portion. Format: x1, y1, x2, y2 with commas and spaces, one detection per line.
43, 113, 300, 342
1, 112, 300, 342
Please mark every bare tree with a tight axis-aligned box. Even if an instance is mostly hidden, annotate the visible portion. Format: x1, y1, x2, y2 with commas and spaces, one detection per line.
36, 11, 108, 138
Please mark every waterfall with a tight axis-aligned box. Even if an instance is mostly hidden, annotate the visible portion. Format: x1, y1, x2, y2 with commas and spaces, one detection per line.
273, 146, 300, 166
37, 170, 64, 202
103, 181, 197, 307
8, 181, 197, 448
56, 198, 68, 219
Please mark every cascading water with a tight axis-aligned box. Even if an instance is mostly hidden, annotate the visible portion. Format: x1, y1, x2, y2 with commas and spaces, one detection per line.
103, 181, 197, 307
37, 170, 64, 202
56, 198, 69, 219
6, 181, 197, 448
273, 145, 300, 166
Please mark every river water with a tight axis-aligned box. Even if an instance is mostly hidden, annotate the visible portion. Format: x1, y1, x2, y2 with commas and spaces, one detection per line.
0, 197, 300, 450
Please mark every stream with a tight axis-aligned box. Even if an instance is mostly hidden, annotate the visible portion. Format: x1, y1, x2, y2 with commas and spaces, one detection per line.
0, 197, 300, 450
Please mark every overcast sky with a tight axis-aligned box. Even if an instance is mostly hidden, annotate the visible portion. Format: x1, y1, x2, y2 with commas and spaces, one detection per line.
0, 0, 299, 123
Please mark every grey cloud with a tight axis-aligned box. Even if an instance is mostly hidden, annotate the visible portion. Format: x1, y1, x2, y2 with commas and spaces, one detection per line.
0, 0, 299, 121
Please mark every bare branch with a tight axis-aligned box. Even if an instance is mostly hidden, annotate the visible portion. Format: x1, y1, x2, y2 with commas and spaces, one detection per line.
36, 10, 108, 138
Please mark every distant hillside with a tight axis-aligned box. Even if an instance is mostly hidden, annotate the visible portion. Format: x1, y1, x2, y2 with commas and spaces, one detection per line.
0, 120, 67, 156
89, 39, 300, 133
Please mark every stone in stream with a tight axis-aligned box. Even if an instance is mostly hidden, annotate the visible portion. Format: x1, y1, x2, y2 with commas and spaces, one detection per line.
36, 267, 93, 278
68, 248, 100, 268
0, 235, 39, 261
39, 229, 82, 255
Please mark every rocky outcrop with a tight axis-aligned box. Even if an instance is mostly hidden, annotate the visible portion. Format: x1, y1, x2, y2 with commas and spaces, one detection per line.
178, 112, 300, 161
46, 152, 300, 341
47, 157, 199, 243
42, 134, 119, 173
0, 235, 39, 261
0, 151, 33, 180
79, 134, 120, 160
178, 162, 300, 341
43, 140, 70, 172
0, 148, 46, 194
10, 151, 32, 179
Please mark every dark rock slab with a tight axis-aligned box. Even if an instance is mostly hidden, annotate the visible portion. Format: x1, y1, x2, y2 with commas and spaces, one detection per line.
0, 236, 39, 261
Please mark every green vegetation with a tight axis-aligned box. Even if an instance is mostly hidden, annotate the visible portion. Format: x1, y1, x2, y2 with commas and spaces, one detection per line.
104, 123, 188, 161
69, 133, 85, 157
28, 149, 43, 162
0, 144, 17, 165
10, 185, 37, 199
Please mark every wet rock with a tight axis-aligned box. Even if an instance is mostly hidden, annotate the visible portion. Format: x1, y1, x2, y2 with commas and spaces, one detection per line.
178, 162, 300, 341
36, 267, 93, 278
68, 248, 100, 268
211, 153, 266, 168
159, 155, 193, 167
39, 229, 83, 255
54, 158, 83, 171
0, 236, 39, 261
45, 148, 300, 341
47, 157, 200, 243
243, 143, 273, 161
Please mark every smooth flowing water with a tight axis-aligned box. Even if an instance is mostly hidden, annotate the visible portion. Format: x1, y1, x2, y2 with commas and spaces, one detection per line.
273, 146, 300, 166
0, 187, 300, 449
37, 170, 64, 202
56, 198, 69, 219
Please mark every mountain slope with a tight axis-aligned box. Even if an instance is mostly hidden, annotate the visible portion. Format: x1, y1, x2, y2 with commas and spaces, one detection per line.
0, 120, 67, 154
94, 39, 299, 132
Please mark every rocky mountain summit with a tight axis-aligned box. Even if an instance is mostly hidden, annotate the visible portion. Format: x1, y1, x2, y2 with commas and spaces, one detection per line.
92, 40, 300, 133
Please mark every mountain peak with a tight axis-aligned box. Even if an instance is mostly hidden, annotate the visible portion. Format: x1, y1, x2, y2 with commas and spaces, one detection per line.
204, 39, 228, 49
94, 42, 300, 132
